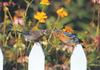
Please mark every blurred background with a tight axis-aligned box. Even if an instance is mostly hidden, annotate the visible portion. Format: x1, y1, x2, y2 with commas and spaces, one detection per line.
0, 0, 100, 70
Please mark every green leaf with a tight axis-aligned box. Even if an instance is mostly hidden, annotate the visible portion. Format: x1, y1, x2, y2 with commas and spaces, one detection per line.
60, 16, 72, 25
76, 0, 85, 7
52, 37, 61, 47
55, 22, 63, 29
77, 10, 90, 18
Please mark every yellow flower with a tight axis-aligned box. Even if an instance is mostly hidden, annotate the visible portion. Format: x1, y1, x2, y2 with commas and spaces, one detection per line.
56, 8, 68, 18
34, 11, 47, 23
40, 0, 50, 5
63, 26, 73, 33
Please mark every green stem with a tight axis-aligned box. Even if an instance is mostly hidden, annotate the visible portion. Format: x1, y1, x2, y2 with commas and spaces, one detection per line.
48, 17, 60, 42
3, 9, 7, 46
25, 0, 34, 19
36, 21, 40, 27
27, 41, 32, 52
7, 10, 13, 22
42, 6, 46, 12
4, 32, 11, 46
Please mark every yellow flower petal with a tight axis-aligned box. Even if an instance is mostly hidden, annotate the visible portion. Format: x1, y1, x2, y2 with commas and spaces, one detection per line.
57, 8, 68, 18
63, 26, 73, 33
40, 0, 50, 5
34, 11, 47, 23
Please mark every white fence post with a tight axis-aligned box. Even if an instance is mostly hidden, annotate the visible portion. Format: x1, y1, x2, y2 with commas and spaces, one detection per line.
28, 42, 45, 70
0, 48, 3, 70
71, 44, 87, 70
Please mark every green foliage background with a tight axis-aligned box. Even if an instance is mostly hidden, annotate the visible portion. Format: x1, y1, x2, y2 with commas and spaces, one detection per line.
0, 0, 100, 70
